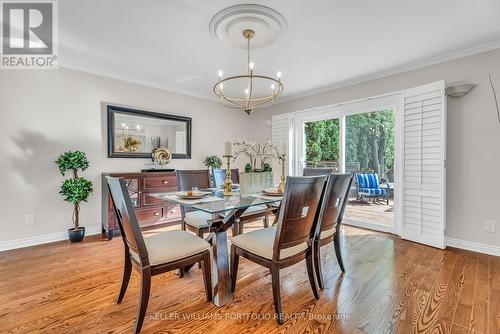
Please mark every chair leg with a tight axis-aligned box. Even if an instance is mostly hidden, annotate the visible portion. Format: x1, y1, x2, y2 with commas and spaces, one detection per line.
201, 251, 212, 302
334, 228, 345, 273
134, 268, 151, 334
117, 253, 132, 303
313, 239, 325, 290
197, 229, 204, 268
263, 215, 269, 228
230, 245, 239, 292
306, 250, 320, 299
181, 219, 186, 231
271, 265, 283, 325
239, 221, 244, 235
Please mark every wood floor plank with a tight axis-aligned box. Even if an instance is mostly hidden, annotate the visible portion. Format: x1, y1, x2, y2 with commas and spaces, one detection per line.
0, 224, 498, 334
489, 255, 500, 334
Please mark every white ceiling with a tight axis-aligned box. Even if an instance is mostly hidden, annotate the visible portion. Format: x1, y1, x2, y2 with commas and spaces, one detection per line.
60, 0, 500, 101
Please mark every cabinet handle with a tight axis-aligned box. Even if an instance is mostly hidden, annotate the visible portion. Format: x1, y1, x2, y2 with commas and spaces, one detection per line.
162, 180, 169, 184
154, 212, 160, 216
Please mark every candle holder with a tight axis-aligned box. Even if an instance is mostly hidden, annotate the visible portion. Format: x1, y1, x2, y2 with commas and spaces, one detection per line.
277, 154, 286, 194
223, 155, 234, 196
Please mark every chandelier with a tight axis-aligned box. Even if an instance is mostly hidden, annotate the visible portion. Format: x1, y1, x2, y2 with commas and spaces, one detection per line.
213, 29, 284, 115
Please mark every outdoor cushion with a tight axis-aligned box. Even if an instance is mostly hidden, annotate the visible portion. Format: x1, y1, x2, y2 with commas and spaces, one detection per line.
356, 173, 380, 189
130, 230, 210, 265
231, 227, 308, 260
358, 188, 387, 195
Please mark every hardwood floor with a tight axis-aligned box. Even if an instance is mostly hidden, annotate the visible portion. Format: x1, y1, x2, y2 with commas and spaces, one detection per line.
0, 224, 498, 334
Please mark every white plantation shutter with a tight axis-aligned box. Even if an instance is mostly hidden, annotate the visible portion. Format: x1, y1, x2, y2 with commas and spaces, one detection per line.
402, 81, 447, 248
271, 113, 293, 184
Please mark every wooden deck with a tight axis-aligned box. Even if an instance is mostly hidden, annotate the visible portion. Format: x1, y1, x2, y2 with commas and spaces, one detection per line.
345, 199, 394, 228
1, 223, 499, 333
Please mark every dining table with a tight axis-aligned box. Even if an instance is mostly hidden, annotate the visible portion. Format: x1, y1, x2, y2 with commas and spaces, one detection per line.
150, 189, 282, 307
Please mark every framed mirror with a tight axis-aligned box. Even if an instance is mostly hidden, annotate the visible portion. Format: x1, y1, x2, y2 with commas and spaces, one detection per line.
107, 105, 192, 159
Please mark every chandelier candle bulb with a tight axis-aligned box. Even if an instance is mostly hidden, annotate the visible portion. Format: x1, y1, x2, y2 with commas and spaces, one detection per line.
224, 141, 233, 157
218, 70, 223, 78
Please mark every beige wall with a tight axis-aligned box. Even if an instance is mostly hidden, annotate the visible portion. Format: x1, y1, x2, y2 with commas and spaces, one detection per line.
251, 48, 500, 248
0, 68, 258, 245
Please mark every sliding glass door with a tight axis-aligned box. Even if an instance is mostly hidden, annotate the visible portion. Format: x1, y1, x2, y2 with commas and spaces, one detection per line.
295, 108, 396, 233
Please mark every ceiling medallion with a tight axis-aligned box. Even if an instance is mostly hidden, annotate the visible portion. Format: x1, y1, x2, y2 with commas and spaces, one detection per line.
210, 5, 286, 114
209, 4, 287, 49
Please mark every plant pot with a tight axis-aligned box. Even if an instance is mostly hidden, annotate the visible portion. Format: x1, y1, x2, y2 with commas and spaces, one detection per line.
240, 171, 273, 194
68, 227, 85, 242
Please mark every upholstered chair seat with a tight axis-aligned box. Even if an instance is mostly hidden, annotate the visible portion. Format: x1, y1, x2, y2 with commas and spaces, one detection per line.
184, 211, 212, 228
129, 230, 210, 265
319, 227, 336, 239
231, 227, 308, 260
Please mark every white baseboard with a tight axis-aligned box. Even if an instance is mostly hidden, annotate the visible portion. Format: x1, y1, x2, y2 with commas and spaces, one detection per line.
446, 237, 500, 257
0, 226, 102, 252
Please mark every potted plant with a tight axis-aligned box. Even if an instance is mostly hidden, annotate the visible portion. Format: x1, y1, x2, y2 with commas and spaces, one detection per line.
55, 150, 93, 242
233, 140, 274, 194
204, 155, 223, 187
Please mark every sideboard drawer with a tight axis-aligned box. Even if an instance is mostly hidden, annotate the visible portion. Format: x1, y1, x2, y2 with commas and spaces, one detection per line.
142, 193, 175, 206
143, 175, 176, 190
135, 206, 163, 223
165, 204, 181, 222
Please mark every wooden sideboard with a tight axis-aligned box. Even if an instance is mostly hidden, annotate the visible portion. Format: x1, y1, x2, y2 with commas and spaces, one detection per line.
101, 171, 181, 240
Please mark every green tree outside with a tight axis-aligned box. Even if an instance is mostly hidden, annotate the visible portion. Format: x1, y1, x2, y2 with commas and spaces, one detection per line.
305, 109, 394, 181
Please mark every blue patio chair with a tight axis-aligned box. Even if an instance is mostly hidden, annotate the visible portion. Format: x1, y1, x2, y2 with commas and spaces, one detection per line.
355, 173, 389, 204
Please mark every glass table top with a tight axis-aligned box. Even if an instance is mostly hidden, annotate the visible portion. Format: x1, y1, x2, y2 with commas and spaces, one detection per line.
151, 190, 282, 214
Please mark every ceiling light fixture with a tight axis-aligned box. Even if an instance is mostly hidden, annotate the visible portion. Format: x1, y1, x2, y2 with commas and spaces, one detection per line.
213, 29, 284, 115
445, 83, 476, 98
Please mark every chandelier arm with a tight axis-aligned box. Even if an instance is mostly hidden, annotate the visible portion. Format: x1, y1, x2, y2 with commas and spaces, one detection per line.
215, 90, 283, 103
220, 95, 246, 106
215, 74, 283, 84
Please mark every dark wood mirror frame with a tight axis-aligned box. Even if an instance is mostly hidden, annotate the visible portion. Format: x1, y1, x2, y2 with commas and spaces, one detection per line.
107, 105, 192, 159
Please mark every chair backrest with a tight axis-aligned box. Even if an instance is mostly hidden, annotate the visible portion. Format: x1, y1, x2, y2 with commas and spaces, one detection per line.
303, 167, 335, 177
212, 169, 239, 188
356, 173, 380, 189
105, 176, 149, 265
273, 175, 327, 260
176, 169, 211, 215
176, 169, 211, 190
318, 174, 354, 234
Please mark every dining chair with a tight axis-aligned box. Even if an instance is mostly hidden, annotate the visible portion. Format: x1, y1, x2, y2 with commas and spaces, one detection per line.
314, 173, 353, 289
230, 175, 328, 324
212, 168, 272, 235
105, 176, 212, 334
176, 169, 214, 239
212, 168, 239, 188
303, 167, 335, 176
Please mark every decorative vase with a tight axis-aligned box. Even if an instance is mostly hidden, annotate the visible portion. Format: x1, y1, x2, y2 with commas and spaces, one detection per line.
239, 171, 273, 194
68, 227, 85, 242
